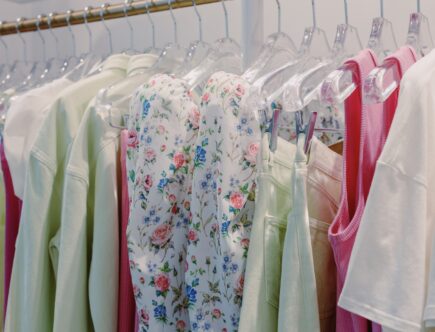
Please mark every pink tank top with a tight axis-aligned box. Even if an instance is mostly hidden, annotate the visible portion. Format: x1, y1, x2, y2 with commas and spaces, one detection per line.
0, 142, 22, 322
118, 130, 136, 332
328, 47, 417, 332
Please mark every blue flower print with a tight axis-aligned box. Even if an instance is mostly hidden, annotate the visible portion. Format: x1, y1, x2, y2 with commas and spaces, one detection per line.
186, 285, 197, 305
194, 146, 207, 167
154, 304, 167, 321
143, 99, 151, 117
158, 178, 169, 191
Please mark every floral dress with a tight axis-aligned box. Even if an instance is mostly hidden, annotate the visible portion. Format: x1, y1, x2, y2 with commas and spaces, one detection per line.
186, 72, 262, 331
126, 74, 200, 332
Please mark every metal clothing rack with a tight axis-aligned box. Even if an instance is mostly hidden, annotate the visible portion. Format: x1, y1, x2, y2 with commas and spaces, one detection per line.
0, 0, 229, 36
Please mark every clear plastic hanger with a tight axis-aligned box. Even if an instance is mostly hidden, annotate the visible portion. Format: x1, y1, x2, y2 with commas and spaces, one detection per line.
100, 4, 115, 58
0, 23, 11, 89
182, 0, 243, 93
182, 0, 212, 72
366, 0, 398, 62
249, 0, 330, 112
68, 6, 105, 79
144, 1, 161, 55
282, 0, 362, 151
151, 0, 188, 74
14, 17, 50, 92
282, 0, 362, 113
121, 0, 140, 55
363, 0, 433, 104
242, 0, 297, 84
320, 0, 397, 107
406, 0, 433, 57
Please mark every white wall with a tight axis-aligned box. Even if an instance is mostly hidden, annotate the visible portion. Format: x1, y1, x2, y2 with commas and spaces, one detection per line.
1, 0, 435, 65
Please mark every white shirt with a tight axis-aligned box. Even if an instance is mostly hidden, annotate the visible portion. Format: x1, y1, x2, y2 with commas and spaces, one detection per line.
339, 49, 435, 332
5, 54, 129, 332
3, 77, 72, 199
53, 54, 157, 332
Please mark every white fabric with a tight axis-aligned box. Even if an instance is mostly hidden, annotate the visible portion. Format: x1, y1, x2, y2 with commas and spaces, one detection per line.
339, 49, 435, 332
3, 77, 72, 199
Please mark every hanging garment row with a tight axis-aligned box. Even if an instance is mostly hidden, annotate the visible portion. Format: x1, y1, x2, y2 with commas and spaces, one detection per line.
0, 0, 434, 331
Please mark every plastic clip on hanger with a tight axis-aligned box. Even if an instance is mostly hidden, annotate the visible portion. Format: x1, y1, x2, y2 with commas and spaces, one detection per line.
320, 0, 397, 107
151, 0, 188, 74
181, 0, 212, 72
182, 0, 243, 93
242, 0, 297, 84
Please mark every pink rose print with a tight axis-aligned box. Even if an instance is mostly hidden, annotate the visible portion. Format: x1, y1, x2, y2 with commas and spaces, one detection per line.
133, 284, 140, 297
202, 92, 210, 103
150, 224, 172, 247
176, 320, 186, 331
212, 308, 222, 319
168, 194, 177, 203
127, 130, 139, 148
183, 200, 190, 210
145, 148, 156, 162
140, 309, 149, 325
235, 84, 245, 97
157, 125, 166, 134
155, 273, 170, 292
245, 142, 259, 164
235, 274, 244, 296
241, 238, 250, 249
143, 175, 153, 191
230, 192, 244, 210
161, 144, 167, 152
139, 276, 145, 284
173, 152, 185, 169
191, 108, 200, 129
188, 230, 198, 242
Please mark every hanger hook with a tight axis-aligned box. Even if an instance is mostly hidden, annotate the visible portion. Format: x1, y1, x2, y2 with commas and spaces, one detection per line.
47, 13, 60, 59
36, 14, 47, 62
83, 6, 93, 53
65, 10, 77, 57
417, 0, 421, 13
145, 1, 156, 48
344, 0, 349, 25
167, 0, 178, 44
311, 0, 317, 29
123, 0, 135, 50
15, 18, 28, 64
192, 0, 203, 42
275, 0, 281, 33
380, 0, 384, 18
100, 3, 114, 54
221, 0, 229, 38
0, 22, 10, 65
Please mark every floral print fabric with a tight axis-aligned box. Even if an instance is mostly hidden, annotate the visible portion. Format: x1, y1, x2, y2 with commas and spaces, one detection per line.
187, 72, 261, 331
126, 74, 199, 331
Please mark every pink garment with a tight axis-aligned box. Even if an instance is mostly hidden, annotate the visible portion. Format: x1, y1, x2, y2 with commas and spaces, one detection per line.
0, 143, 22, 321
328, 47, 417, 332
118, 130, 136, 332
